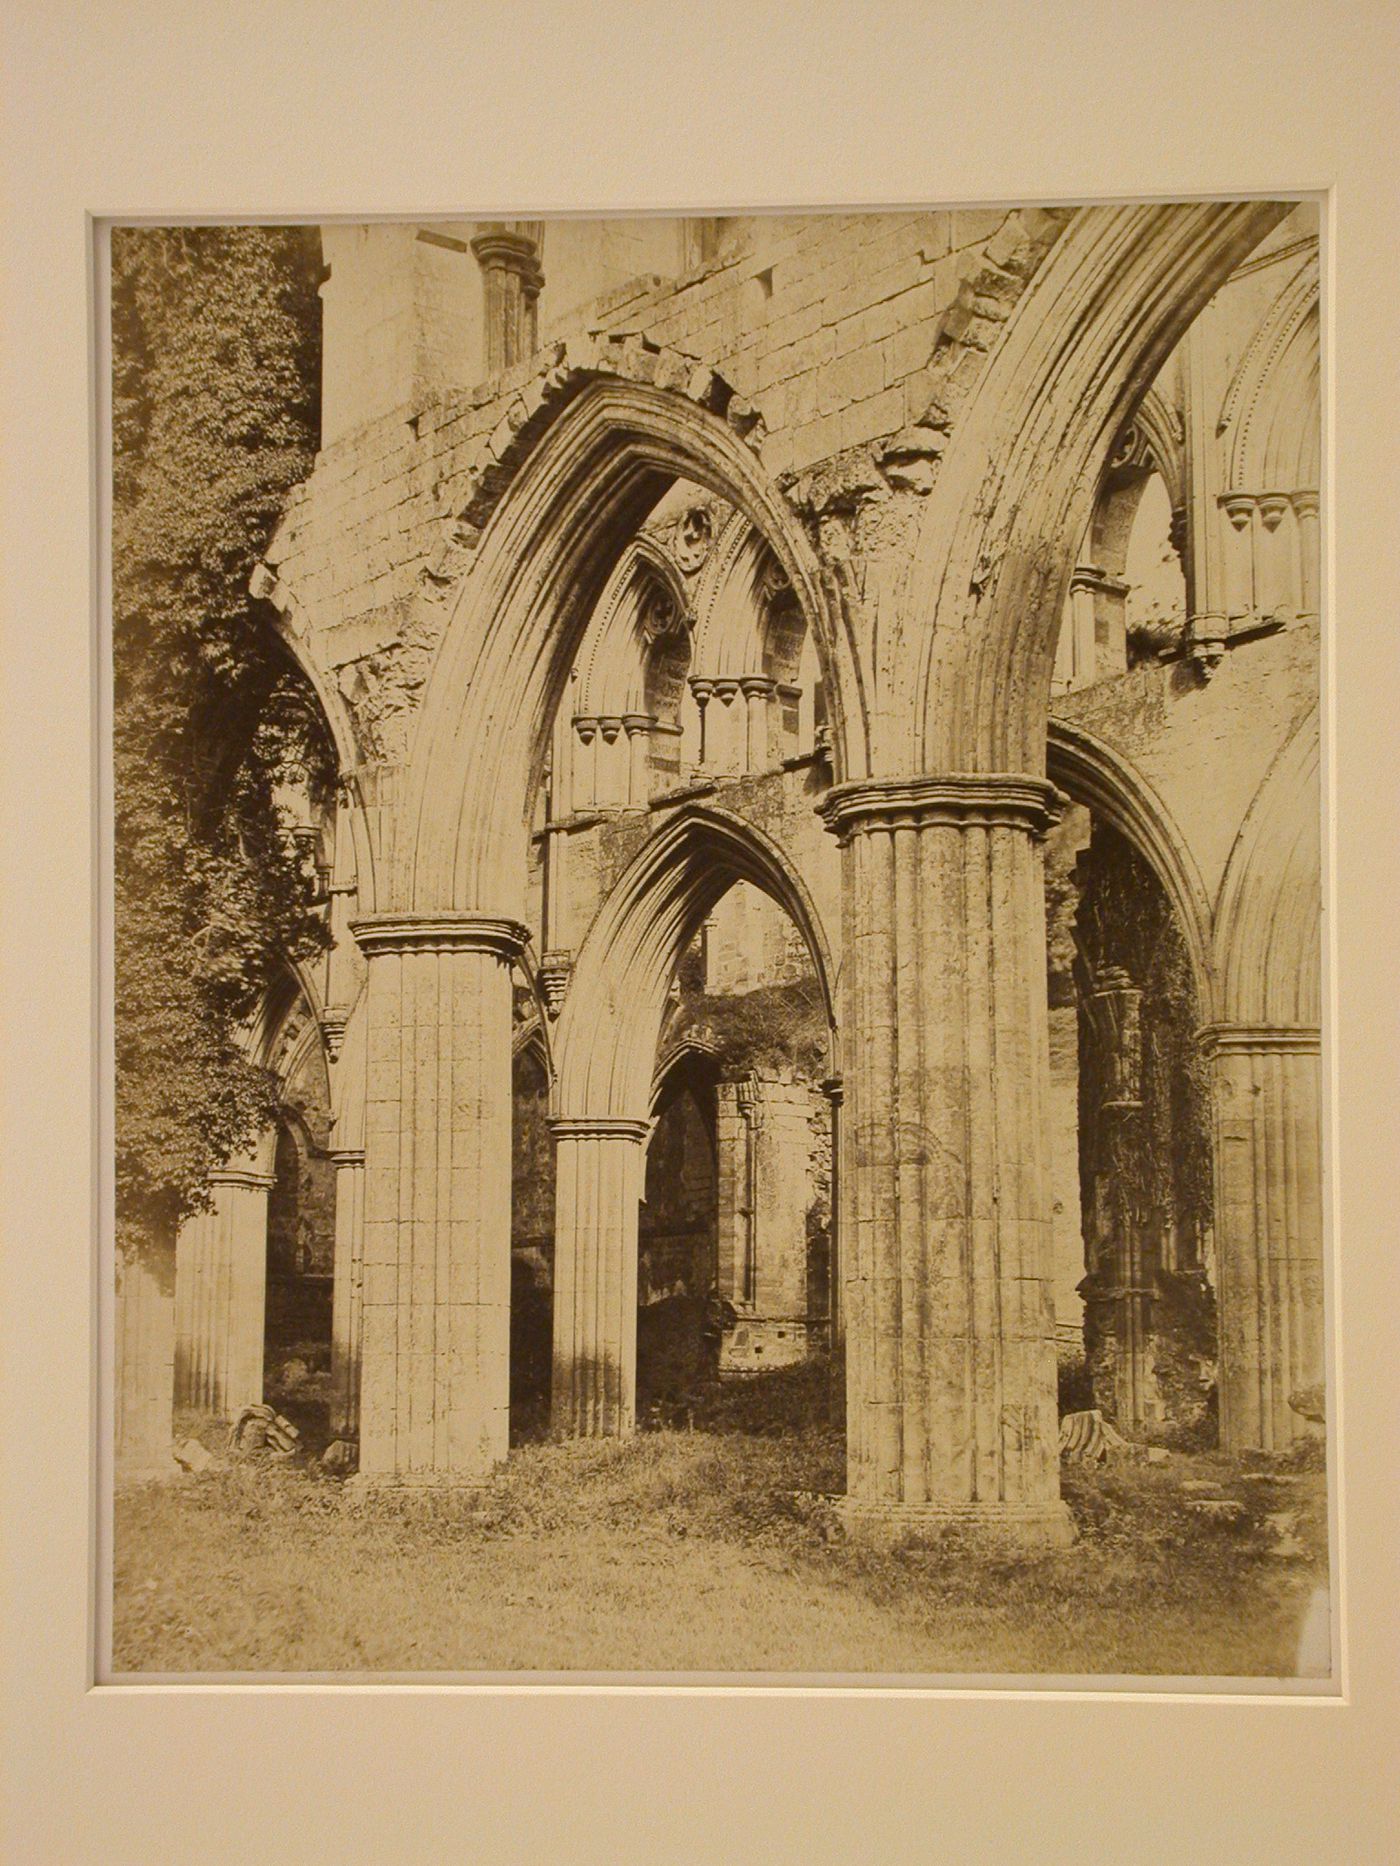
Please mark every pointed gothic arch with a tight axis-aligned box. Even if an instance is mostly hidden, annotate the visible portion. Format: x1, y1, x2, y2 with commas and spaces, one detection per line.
901, 200, 1291, 776
1214, 709, 1322, 1028
552, 804, 837, 1123
400, 375, 863, 918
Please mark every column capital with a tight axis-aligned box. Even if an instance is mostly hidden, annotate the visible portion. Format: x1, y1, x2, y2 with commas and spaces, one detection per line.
621, 713, 654, 737
468, 227, 544, 293
738, 674, 777, 699
819, 772, 1062, 842
1198, 1022, 1321, 1057
1219, 491, 1257, 529
349, 913, 530, 961
329, 1148, 366, 1167
1290, 489, 1320, 521
549, 1115, 652, 1144
1068, 563, 1131, 600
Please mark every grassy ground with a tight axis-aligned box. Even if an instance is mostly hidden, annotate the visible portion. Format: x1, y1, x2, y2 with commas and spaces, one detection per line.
114, 1389, 1330, 1681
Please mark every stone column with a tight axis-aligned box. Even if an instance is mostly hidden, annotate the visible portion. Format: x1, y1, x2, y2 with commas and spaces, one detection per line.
820, 775, 1072, 1546
1065, 567, 1098, 687
1081, 966, 1152, 1431
549, 1116, 651, 1435
689, 678, 714, 769
1256, 493, 1294, 617
595, 716, 625, 805
1291, 491, 1319, 615
115, 1244, 175, 1479
1219, 494, 1258, 623
739, 675, 775, 773
350, 914, 528, 1484
1204, 1024, 1324, 1452
572, 717, 598, 809
328, 1148, 366, 1440
710, 680, 742, 774
623, 713, 652, 805
174, 1165, 274, 1417
469, 224, 544, 375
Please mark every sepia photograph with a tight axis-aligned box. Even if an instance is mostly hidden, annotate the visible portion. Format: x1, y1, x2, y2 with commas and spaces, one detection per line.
106, 200, 1331, 1685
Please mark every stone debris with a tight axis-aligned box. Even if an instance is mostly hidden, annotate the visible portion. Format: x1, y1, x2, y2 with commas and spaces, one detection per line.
1184, 1497, 1244, 1522
172, 1437, 214, 1474
1263, 1510, 1306, 1557
1288, 1385, 1325, 1426
321, 1439, 357, 1474
1058, 1409, 1131, 1464
228, 1404, 301, 1457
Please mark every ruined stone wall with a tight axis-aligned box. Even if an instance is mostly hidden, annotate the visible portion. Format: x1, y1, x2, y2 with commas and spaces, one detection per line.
263, 206, 1072, 783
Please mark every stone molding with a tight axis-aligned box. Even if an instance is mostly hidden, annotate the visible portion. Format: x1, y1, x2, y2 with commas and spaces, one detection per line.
329, 1148, 366, 1167
207, 1167, 276, 1191
548, 1116, 652, 1144
1199, 1022, 1321, 1056
819, 772, 1062, 843
349, 913, 530, 961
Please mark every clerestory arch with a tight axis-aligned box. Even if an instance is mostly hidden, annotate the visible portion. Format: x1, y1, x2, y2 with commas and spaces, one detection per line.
401, 377, 864, 918
1213, 709, 1321, 1028
900, 200, 1292, 778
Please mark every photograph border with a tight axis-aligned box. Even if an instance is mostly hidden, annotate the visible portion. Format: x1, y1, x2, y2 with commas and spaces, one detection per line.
4, 2, 1397, 1859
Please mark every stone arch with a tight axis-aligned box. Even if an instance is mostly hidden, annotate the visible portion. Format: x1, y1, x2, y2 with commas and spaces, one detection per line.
901, 200, 1292, 775
650, 1032, 722, 1114
247, 566, 378, 916
690, 511, 779, 676
1213, 709, 1321, 1027
512, 1011, 554, 1082
553, 804, 837, 1123
1220, 261, 1320, 495
572, 532, 691, 717
400, 370, 864, 917
1046, 719, 1215, 1014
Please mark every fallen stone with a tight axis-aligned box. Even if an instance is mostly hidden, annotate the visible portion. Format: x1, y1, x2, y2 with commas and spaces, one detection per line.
172, 1437, 213, 1474
1145, 1446, 1169, 1465
1186, 1498, 1245, 1522
321, 1439, 357, 1474
1058, 1408, 1131, 1464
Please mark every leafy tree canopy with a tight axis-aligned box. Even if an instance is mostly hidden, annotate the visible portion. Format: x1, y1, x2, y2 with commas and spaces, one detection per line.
113, 225, 333, 1256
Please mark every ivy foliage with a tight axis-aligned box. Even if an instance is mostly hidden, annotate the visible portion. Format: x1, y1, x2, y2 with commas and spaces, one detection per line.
113, 226, 333, 1257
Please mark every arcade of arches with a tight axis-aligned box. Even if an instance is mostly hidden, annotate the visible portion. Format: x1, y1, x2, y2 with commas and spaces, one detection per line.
116, 203, 1324, 1547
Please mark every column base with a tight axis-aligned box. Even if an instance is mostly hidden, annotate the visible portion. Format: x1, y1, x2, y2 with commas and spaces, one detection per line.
834, 1496, 1076, 1551
343, 1468, 497, 1495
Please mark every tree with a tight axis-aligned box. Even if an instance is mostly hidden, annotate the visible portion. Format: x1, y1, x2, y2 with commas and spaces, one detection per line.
112, 225, 333, 1259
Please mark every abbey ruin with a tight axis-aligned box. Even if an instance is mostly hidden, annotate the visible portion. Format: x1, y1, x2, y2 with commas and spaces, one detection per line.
114, 203, 1323, 1548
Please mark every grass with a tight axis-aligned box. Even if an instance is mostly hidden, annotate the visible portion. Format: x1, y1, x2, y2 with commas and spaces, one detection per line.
114, 1391, 1330, 1682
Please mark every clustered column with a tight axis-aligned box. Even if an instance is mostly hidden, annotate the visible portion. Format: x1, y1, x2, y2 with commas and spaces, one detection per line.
549, 1116, 651, 1436
349, 912, 528, 1484
469, 224, 544, 375
1204, 1024, 1324, 1451
820, 775, 1072, 1546
173, 1164, 275, 1417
